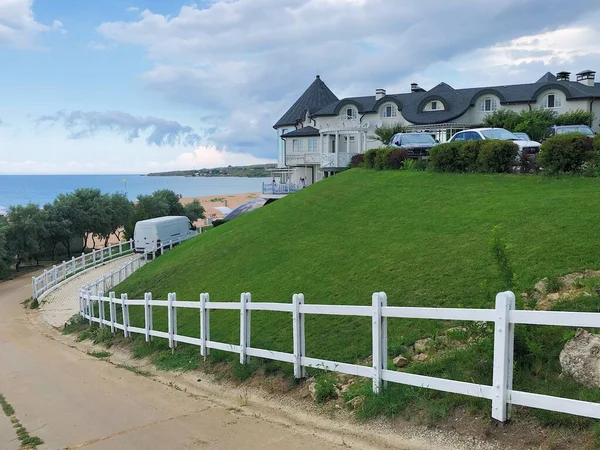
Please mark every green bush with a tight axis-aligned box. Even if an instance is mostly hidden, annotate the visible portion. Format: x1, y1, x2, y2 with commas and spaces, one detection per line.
374, 148, 390, 170
363, 149, 377, 169
538, 134, 595, 174
482, 109, 521, 131
476, 140, 518, 173
555, 109, 595, 127
429, 142, 461, 172
455, 141, 480, 172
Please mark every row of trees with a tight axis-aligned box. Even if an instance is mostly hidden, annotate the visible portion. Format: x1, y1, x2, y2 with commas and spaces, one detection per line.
481, 108, 594, 142
0, 189, 205, 278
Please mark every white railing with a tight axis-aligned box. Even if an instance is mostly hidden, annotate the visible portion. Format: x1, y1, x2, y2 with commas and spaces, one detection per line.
32, 239, 134, 300
262, 182, 300, 195
77, 289, 600, 423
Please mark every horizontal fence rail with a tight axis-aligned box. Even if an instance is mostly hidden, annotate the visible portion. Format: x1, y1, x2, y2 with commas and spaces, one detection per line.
32, 239, 134, 300
77, 289, 600, 423
34, 234, 195, 301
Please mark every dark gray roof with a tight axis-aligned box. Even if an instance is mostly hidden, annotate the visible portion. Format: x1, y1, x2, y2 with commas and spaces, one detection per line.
309, 72, 600, 125
273, 76, 339, 128
280, 126, 320, 138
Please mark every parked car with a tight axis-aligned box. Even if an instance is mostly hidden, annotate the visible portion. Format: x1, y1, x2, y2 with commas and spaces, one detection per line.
546, 125, 595, 138
389, 132, 438, 158
513, 132, 531, 141
133, 216, 198, 253
448, 128, 541, 154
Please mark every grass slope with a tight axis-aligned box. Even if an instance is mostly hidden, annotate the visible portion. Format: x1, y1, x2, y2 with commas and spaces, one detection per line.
117, 170, 600, 425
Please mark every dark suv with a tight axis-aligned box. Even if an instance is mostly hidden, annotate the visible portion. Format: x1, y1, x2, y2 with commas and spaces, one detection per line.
389, 132, 438, 158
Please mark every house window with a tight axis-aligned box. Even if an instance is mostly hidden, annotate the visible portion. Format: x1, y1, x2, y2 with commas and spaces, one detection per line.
430, 101, 438, 110
480, 97, 497, 112
381, 104, 397, 118
292, 139, 303, 152
545, 94, 561, 109
307, 138, 318, 153
346, 107, 357, 120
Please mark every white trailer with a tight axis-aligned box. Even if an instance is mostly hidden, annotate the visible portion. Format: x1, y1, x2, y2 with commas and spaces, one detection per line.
133, 216, 198, 253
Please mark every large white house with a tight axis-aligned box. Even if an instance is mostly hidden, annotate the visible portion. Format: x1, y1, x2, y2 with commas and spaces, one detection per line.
271, 70, 600, 188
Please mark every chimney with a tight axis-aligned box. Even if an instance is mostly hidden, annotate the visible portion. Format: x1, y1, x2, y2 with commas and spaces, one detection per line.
411, 82, 426, 93
375, 88, 386, 100
576, 70, 596, 86
556, 71, 570, 82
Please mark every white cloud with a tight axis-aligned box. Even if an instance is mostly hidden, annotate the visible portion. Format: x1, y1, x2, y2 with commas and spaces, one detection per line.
0, 0, 65, 48
95, 0, 600, 158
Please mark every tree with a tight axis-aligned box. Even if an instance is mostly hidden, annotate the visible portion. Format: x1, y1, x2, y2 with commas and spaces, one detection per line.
41, 204, 74, 259
374, 124, 406, 145
482, 109, 520, 131
555, 109, 595, 127
514, 109, 556, 142
106, 193, 134, 244
5, 204, 44, 271
0, 216, 10, 279
183, 200, 205, 223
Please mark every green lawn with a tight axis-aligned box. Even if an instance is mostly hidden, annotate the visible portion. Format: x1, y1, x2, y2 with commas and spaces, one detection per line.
116, 169, 600, 426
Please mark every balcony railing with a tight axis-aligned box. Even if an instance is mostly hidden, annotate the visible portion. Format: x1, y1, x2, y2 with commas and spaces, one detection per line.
321, 152, 358, 168
262, 182, 300, 195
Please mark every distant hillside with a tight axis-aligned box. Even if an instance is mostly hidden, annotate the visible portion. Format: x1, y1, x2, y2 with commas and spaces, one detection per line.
148, 164, 277, 177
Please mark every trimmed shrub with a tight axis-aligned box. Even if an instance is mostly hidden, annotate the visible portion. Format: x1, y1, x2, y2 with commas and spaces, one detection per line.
456, 141, 480, 172
477, 140, 518, 173
555, 109, 595, 127
387, 149, 409, 170
350, 153, 364, 168
538, 134, 595, 174
429, 142, 461, 172
595, 134, 600, 152
363, 149, 377, 169
374, 148, 390, 170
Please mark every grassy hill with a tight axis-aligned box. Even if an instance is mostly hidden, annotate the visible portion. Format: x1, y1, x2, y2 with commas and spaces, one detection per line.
116, 169, 600, 427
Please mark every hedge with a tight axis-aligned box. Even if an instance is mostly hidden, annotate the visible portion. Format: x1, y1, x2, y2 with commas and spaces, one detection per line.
360, 147, 408, 170
429, 140, 518, 173
538, 134, 595, 174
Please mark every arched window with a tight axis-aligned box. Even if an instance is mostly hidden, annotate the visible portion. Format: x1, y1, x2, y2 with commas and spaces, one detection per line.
423, 100, 445, 111
380, 103, 397, 118
479, 97, 498, 112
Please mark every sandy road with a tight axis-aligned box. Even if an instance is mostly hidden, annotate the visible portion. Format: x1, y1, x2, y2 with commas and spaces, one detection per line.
0, 274, 366, 450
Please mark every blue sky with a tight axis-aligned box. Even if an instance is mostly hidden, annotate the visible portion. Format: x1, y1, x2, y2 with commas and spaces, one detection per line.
1, 0, 600, 174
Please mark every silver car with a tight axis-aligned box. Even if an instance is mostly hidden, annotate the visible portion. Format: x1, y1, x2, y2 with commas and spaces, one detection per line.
448, 128, 541, 154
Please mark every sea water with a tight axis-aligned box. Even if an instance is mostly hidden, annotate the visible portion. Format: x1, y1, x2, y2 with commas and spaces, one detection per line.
0, 175, 272, 213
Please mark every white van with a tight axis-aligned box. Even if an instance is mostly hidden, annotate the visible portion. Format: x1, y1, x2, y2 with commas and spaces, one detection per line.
133, 216, 199, 253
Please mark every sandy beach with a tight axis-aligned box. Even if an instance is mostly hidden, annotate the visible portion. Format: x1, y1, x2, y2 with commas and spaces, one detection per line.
88, 192, 259, 248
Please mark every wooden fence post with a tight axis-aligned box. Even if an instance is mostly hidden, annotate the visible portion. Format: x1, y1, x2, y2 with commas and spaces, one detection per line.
240, 292, 251, 364
492, 291, 515, 422
98, 291, 105, 328
122, 293, 129, 338
379, 292, 388, 389
200, 293, 210, 358
109, 292, 116, 333
292, 294, 305, 379
119, 241, 122, 254
371, 292, 385, 394
168, 293, 174, 350
144, 292, 151, 342
87, 289, 93, 325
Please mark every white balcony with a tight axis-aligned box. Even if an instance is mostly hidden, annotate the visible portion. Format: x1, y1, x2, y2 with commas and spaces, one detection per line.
286, 152, 321, 165
321, 152, 358, 169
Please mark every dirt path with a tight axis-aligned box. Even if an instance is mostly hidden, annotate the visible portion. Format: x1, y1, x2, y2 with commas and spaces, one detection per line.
2, 275, 372, 449
39, 255, 140, 328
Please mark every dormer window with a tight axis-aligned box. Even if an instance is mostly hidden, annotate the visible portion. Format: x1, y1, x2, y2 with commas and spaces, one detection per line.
380, 104, 397, 118
479, 97, 498, 112
345, 107, 357, 120
544, 93, 562, 109
423, 100, 445, 111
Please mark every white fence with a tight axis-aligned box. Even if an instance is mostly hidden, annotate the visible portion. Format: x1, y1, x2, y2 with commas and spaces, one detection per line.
32, 240, 134, 300
77, 288, 600, 423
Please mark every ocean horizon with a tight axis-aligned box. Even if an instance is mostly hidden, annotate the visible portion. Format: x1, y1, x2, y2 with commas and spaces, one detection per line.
0, 174, 273, 214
